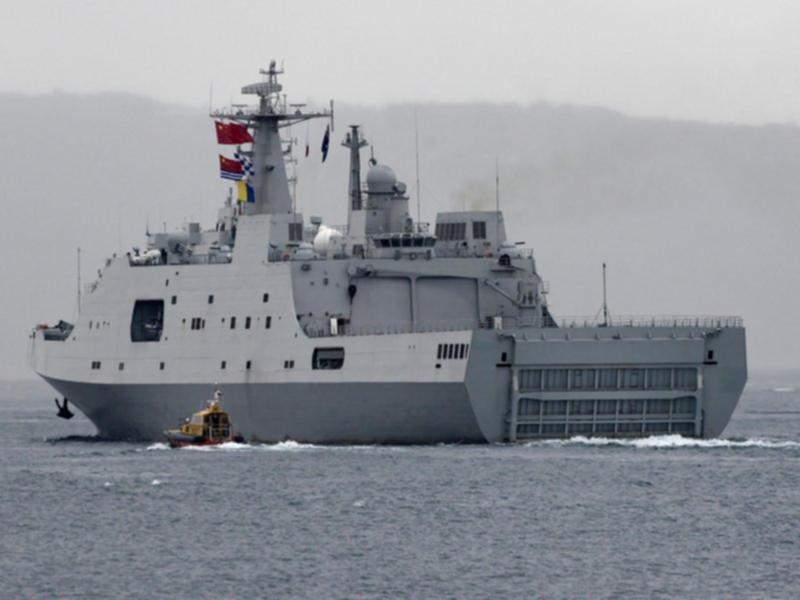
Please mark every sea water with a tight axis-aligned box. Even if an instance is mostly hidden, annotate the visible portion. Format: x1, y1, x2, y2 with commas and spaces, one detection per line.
1, 374, 798, 599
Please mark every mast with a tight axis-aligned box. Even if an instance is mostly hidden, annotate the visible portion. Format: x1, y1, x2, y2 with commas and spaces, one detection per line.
210, 61, 332, 215
602, 262, 609, 327
342, 125, 368, 233
414, 110, 421, 227
76, 247, 81, 315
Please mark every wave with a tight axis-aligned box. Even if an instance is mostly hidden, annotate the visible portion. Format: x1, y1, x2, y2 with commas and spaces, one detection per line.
771, 387, 797, 393
145, 440, 320, 452
532, 434, 800, 450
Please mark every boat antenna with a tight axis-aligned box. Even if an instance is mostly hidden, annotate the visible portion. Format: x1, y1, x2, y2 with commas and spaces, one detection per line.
599, 262, 610, 326
76, 247, 81, 315
495, 157, 500, 250
414, 109, 421, 227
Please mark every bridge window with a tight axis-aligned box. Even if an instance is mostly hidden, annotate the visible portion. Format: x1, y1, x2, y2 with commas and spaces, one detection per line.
130, 300, 164, 342
208, 295, 214, 304
265, 316, 272, 329
263, 293, 269, 303
288, 223, 303, 241
312, 347, 345, 370
472, 221, 487, 239
245, 316, 251, 329
230, 316, 236, 330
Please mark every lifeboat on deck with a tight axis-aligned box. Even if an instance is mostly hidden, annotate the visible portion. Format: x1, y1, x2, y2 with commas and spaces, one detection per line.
164, 389, 244, 448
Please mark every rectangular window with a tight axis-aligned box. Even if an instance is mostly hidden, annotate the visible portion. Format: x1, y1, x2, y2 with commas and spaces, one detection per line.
543, 369, 569, 391
646, 399, 671, 415
230, 316, 236, 330
619, 399, 644, 415
246, 360, 252, 370
598, 369, 618, 389
672, 396, 696, 415
437, 344, 443, 360
569, 400, 594, 416
208, 295, 214, 304
518, 398, 540, 416
672, 422, 695, 434
245, 316, 251, 330
171, 295, 177, 305
472, 221, 487, 240
159, 362, 165, 371
519, 369, 542, 391
312, 347, 345, 370
220, 361, 226, 370
118, 362, 124, 371
265, 316, 272, 329
130, 300, 164, 342
263, 293, 269, 303
622, 368, 643, 389
542, 401, 567, 416
674, 368, 698, 391
596, 399, 617, 415
288, 223, 303, 241
647, 368, 672, 390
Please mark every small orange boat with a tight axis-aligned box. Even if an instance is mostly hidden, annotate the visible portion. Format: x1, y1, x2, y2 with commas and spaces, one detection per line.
163, 389, 244, 448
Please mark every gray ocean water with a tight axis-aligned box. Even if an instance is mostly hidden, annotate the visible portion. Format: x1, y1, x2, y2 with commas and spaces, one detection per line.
1, 375, 799, 599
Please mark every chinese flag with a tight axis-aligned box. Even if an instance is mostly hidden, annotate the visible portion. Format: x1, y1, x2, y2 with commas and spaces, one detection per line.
215, 121, 254, 144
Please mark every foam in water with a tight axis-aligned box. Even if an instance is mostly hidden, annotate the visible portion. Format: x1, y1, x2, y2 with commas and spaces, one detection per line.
771, 387, 796, 393
145, 440, 321, 452
532, 434, 800, 450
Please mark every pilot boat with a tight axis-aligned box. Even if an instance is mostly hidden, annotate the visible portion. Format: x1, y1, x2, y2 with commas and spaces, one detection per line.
164, 389, 244, 448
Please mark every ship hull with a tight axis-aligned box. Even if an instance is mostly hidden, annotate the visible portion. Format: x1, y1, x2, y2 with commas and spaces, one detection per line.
41, 377, 485, 444
36, 324, 746, 443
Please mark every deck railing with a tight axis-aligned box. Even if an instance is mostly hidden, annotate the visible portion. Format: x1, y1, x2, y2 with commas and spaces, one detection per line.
304, 314, 743, 338
558, 315, 744, 329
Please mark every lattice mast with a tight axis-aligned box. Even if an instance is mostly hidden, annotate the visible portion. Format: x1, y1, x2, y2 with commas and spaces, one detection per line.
210, 61, 332, 215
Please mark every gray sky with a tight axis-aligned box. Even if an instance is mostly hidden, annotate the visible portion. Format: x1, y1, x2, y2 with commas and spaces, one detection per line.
3, 0, 799, 124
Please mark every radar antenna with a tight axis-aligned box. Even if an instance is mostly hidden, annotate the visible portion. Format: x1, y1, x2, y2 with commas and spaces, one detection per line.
594, 262, 611, 327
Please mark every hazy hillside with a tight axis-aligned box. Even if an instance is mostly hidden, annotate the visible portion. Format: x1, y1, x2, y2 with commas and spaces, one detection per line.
1, 92, 798, 379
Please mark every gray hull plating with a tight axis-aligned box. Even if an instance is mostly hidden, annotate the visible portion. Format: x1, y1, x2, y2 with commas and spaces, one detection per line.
43, 377, 485, 444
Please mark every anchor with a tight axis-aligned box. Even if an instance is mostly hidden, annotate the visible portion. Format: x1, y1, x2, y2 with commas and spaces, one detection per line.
55, 397, 74, 420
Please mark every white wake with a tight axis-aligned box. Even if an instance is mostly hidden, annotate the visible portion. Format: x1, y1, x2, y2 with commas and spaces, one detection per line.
533, 434, 800, 449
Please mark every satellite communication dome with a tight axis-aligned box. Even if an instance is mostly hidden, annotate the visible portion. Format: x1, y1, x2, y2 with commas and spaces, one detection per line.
313, 225, 345, 256
366, 164, 397, 194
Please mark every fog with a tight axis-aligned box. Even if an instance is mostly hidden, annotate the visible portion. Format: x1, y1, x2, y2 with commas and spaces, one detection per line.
1, 92, 798, 379
2, 1, 800, 125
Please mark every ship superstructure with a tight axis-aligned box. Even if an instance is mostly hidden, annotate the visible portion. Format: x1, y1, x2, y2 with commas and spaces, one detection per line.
29, 64, 747, 442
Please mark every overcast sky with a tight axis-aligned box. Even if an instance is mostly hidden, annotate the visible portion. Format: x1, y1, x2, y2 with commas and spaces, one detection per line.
2, 0, 799, 124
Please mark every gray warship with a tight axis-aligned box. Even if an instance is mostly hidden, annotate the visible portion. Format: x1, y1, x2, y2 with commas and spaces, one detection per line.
29, 63, 747, 443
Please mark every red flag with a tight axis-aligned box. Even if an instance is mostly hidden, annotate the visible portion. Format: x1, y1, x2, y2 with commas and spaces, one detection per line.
215, 120, 253, 144
219, 155, 244, 180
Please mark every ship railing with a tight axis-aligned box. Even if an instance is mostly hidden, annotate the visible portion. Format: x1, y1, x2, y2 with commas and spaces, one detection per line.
557, 315, 744, 329
304, 319, 485, 338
